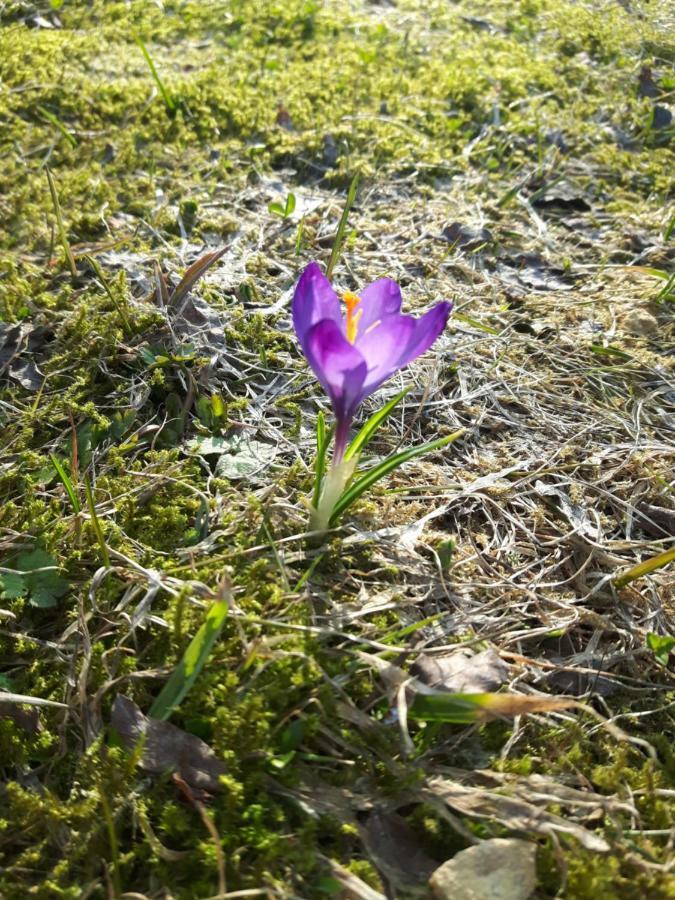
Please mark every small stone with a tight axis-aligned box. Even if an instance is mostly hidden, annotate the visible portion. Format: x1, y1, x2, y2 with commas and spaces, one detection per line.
623, 310, 659, 337
429, 838, 537, 900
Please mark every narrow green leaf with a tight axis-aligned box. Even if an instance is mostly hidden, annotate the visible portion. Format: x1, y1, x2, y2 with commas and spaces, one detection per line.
330, 429, 464, 525
656, 270, 675, 301
312, 411, 330, 509
293, 552, 325, 592
50, 454, 81, 514
410, 691, 573, 722
408, 692, 488, 724
664, 213, 675, 242
46, 168, 77, 279
285, 192, 296, 216
84, 255, 132, 331
149, 597, 229, 721
295, 218, 305, 255
627, 266, 669, 281
344, 387, 411, 462
135, 34, 176, 116
326, 174, 359, 282
37, 105, 77, 147
590, 344, 632, 360
614, 545, 675, 588
84, 476, 111, 568
452, 312, 500, 335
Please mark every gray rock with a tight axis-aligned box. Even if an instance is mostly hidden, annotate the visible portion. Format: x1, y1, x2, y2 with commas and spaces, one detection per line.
429, 838, 537, 900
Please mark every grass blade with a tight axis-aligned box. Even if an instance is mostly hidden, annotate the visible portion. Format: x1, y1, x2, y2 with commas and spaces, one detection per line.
664, 212, 675, 242
409, 691, 575, 723
149, 593, 230, 721
84, 476, 111, 568
135, 34, 177, 117
326, 174, 359, 281
312, 410, 330, 509
344, 388, 411, 462
330, 429, 464, 525
46, 167, 77, 280
84, 255, 132, 331
38, 105, 77, 147
50, 454, 81, 514
614, 545, 675, 588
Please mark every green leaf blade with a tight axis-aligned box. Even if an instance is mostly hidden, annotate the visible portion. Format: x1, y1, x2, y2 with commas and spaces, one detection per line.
330, 429, 464, 525
50, 455, 81, 514
312, 411, 330, 509
149, 597, 229, 721
344, 387, 411, 462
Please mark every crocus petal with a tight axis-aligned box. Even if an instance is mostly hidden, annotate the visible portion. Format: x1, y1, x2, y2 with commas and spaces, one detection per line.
292, 262, 343, 350
397, 301, 452, 368
355, 315, 416, 394
356, 278, 402, 334
304, 319, 368, 422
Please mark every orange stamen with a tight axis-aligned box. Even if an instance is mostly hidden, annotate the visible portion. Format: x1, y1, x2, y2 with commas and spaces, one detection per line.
343, 291, 363, 344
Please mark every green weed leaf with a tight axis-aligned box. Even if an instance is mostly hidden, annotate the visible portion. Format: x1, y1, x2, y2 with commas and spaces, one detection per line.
646, 633, 675, 666
9, 550, 69, 609
268, 193, 296, 219
0, 572, 26, 600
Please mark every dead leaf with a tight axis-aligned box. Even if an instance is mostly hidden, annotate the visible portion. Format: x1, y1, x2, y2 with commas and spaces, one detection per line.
652, 105, 673, 130
424, 776, 609, 851
271, 769, 370, 824
360, 809, 438, 889
412, 649, 509, 694
442, 222, 492, 250
111, 695, 227, 792
169, 247, 227, 306
638, 66, 661, 99
543, 666, 620, 699
497, 252, 575, 292
530, 180, 591, 212
460, 16, 504, 35
0, 323, 49, 391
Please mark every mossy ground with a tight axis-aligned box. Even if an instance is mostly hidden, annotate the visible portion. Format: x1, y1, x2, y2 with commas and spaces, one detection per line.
1, 1, 674, 897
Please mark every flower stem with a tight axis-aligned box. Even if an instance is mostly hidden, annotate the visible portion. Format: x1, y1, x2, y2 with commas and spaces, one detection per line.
333, 417, 351, 465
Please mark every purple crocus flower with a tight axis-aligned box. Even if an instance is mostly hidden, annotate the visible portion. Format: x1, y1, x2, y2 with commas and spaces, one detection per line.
293, 261, 452, 461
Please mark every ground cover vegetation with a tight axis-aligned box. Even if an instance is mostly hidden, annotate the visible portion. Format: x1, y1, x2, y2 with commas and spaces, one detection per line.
0, 0, 673, 897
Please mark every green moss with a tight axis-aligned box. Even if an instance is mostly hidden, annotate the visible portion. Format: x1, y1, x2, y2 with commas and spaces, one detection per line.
1, 0, 673, 895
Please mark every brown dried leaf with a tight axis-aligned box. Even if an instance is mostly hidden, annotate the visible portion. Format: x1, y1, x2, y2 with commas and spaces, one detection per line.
111, 695, 227, 792
477, 694, 576, 718
170, 247, 227, 306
